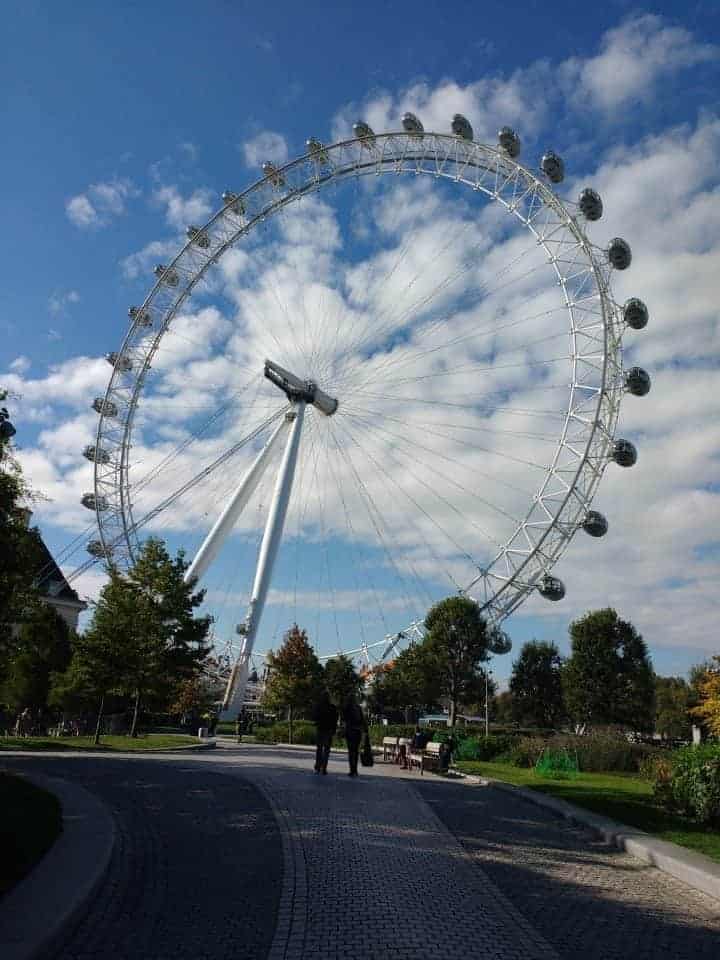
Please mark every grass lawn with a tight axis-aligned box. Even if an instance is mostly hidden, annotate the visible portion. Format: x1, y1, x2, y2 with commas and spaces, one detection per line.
0, 772, 62, 897
0, 733, 202, 752
455, 760, 720, 864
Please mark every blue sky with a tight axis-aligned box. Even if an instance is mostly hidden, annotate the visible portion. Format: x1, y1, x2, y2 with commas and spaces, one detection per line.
3, 1, 720, 684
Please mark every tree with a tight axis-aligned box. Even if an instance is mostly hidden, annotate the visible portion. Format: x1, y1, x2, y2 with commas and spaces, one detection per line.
690, 657, 720, 738
262, 625, 323, 742
0, 390, 44, 677
492, 690, 515, 725
366, 645, 441, 722
1, 603, 73, 715
509, 640, 564, 728
323, 655, 362, 708
654, 676, 691, 740
562, 608, 654, 731
423, 595, 491, 727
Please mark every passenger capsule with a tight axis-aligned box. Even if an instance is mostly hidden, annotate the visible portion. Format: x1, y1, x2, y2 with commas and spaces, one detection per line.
83, 445, 110, 464
612, 439, 637, 468
86, 540, 110, 558
451, 114, 473, 141
92, 397, 118, 417
128, 305, 152, 327
154, 264, 179, 286
105, 352, 132, 372
498, 126, 521, 158
578, 188, 603, 221
186, 225, 210, 249
306, 138, 329, 163
488, 629, 512, 655
538, 574, 565, 601
0, 420, 16, 441
582, 511, 608, 537
608, 238, 632, 270
623, 298, 649, 330
401, 112, 424, 137
624, 367, 651, 396
262, 161, 285, 187
81, 493, 108, 512
353, 121, 376, 147
222, 191, 245, 216
541, 151, 565, 183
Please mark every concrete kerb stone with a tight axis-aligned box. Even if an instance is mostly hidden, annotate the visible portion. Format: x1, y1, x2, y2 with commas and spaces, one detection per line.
454, 769, 720, 903
0, 771, 116, 960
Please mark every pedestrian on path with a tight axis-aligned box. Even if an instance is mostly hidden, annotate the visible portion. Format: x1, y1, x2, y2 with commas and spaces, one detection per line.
342, 694, 368, 777
312, 689, 338, 774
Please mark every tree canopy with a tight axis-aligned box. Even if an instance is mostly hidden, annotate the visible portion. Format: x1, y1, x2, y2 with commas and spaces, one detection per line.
690, 657, 720, 738
323, 654, 362, 708
654, 675, 691, 740
562, 608, 654, 731
509, 640, 564, 728
262, 624, 324, 739
1, 603, 73, 713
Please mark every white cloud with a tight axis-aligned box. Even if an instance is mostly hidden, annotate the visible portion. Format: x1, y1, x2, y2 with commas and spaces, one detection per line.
121, 238, 179, 280
561, 14, 717, 112
48, 289, 81, 316
153, 184, 214, 231
9, 356, 30, 374
241, 131, 289, 168
65, 178, 139, 229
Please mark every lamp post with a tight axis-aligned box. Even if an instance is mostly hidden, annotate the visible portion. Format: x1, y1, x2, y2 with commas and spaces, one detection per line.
485, 667, 493, 738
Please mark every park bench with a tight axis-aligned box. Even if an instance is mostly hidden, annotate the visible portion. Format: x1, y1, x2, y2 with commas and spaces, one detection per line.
382, 736, 400, 761
397, 737, 412, 768
407, 740, 446, 775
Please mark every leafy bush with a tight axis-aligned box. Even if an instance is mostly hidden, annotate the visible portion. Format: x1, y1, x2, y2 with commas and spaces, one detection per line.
498, 731, 656, 772
253, 721, 317, 744
367, 724, 417, 745
452, 734, 518, 761
535, 747, 579, 780
654, 743, 720, 825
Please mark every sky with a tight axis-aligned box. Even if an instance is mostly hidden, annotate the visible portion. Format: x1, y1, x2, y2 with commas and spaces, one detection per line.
2, 1, 720, 685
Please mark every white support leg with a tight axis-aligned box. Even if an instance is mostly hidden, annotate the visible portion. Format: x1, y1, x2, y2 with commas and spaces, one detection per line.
183, 416, 290, 587
222, 403, 306, 716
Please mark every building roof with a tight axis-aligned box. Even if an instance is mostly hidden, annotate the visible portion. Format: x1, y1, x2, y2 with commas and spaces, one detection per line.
34, 536, 85, 607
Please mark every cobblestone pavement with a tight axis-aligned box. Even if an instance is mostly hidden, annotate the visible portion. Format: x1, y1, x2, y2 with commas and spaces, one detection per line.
5, 746, 720, 960
416, 776, 720, 960
1, 755, 282, 960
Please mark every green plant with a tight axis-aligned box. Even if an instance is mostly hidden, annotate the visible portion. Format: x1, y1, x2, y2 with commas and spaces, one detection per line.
535, 747, 579, 780
655, 743, 720, 825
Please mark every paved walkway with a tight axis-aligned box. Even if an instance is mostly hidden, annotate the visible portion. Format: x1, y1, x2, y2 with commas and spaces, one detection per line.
3, 744, 719, 960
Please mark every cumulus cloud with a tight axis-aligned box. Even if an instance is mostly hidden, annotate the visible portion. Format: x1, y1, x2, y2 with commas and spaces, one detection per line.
153, 184, 214, 230
65, 177, 139, 229
9, 356, 30, 374
241, 130, 289, 168
121, 238, 180, 280
48, 290, 81, 316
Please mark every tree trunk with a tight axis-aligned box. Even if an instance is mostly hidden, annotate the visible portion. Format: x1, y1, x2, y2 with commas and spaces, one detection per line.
288, 705, 294, 745
130, 688, 141, 738
94, 694, 105, 745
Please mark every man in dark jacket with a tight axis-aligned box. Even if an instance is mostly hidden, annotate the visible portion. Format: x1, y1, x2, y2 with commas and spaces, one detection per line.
312, 689, 338, 774
343, 694, 368, 777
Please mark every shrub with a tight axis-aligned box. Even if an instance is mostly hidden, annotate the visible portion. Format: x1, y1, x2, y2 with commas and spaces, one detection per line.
367, 724, 417, 745
535, 747, 579, 780
498, 731, 657, 772
452, 734, 518, 761
253, 721, 317, 745
655, 743, 720, 825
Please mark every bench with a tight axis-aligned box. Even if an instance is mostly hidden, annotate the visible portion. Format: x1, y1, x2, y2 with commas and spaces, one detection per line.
397, 737, 412, 767
407, 740, 447, 775
382, 736, 400, 762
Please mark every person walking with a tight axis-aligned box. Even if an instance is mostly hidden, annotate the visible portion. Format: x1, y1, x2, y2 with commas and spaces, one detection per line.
343, 694, 368, 777
312, 689, 338, 775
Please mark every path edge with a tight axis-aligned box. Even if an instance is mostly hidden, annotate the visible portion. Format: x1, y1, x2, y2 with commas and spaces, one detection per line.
457, 771, 720, 903
0, 772, 116, 960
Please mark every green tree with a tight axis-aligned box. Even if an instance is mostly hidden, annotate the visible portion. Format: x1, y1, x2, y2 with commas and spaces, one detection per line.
654, 675, 691, 740
0, 390, 44, 677
491, 689, 515, 725
262, 624, 323, 742
690, 657, 720, 738
562, 608, 654, 731
1, 604, 73, 715
323, 654, 362, 708
366, 645, 441, 722
423, 595, 491, 727
509, 640, 564, 728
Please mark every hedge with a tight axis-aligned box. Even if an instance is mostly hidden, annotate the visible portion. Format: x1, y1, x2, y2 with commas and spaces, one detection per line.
654, 743, 720, 825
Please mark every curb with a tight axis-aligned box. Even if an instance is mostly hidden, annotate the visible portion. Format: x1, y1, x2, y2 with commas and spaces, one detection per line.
456, 770, 720, 903
0, 772, 116, 960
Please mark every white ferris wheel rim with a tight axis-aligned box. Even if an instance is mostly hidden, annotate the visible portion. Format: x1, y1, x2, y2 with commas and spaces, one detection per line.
90, 130, 626, 653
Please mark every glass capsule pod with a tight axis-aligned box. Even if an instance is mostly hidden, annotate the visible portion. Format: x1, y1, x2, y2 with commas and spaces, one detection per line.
92, 397, 118, 417
222, 191, 245, 217
86, 539, 110, 558
0, 420, 16, 440
186, 225, 210, 249
624, 367, 652, 396
401, 112, 424, 137
498, 126, 521, 158
612, 439, 637, 467
578, 188, 603, 221
83, 445, 110, 464
451, 114, 473, 141
353, 121, 376, 147
541, 151, 565, 184
262, 161, 285, 187
538, 574, 565, 601
582, 511, 608, 537
306, 137, 329, 164
608, 238, 632, 270
154, 264, 179, 286
81, 493, 108, 511
488, 628, 512, 655
105, 352, 132, 372
128, 306, 152, 327
623, 298, 649, 330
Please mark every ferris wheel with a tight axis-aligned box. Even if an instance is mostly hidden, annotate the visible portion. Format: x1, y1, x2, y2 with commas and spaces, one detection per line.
79, 112, 651, 715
